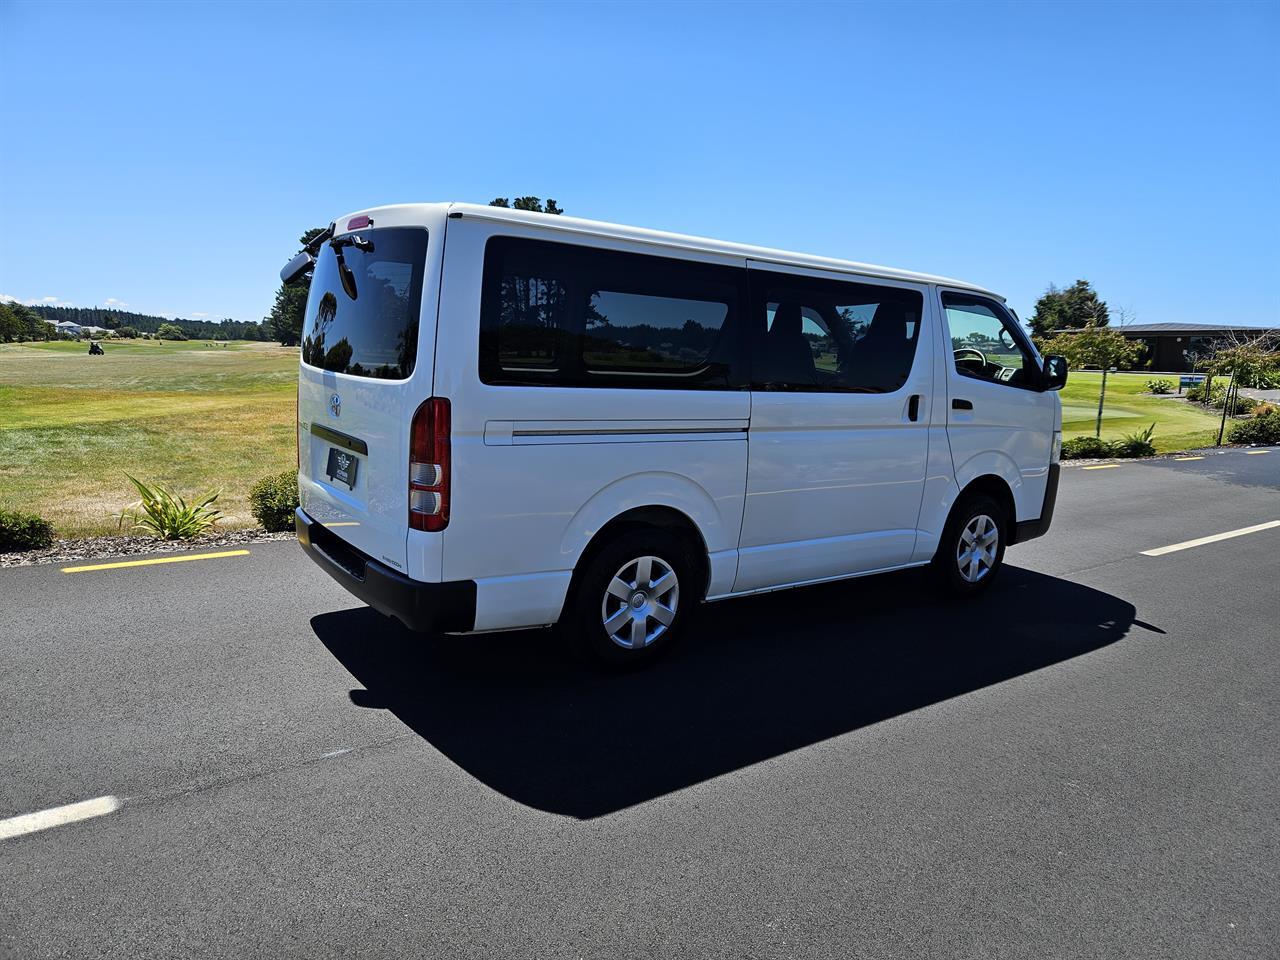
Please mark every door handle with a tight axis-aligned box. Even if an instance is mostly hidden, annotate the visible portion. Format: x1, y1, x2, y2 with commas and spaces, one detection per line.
952, 398, 974, 410
907, 394, 921, 422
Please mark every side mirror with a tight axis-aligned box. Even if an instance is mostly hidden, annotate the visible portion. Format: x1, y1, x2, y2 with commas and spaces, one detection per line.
280, 250, 315, 286
1041, 354, 1068, 391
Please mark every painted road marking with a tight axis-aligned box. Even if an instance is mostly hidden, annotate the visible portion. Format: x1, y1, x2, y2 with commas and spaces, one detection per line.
1142, 520, 1280, 557
0, 796, 120, 841
325, 522, 360, 527
1082, 464, 1120, 470
62, 549, 250, 574
1174, 456, 1204, 461
1245, 449, 1271, 455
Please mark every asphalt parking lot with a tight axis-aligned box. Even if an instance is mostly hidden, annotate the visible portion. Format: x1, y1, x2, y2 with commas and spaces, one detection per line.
2, 448, 1277, 960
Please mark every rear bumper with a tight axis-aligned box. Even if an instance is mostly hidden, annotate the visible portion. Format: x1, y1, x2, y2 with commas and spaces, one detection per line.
1013, 463, 1060, 544
295, 508, 476, 633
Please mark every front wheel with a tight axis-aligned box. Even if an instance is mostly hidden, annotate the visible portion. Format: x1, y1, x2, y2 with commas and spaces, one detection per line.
933, 494, 1007, 597
565, 528, 696, 667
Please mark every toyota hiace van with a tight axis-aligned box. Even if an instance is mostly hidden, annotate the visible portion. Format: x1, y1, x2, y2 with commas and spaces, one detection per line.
286, 203, 1067, 663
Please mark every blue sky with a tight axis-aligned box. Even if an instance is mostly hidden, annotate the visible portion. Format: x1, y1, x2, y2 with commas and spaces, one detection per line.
1, 0, 1276, 328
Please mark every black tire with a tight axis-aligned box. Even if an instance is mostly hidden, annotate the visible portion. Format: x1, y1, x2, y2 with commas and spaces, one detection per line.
564, 527, 698, 667
932, 493, 1008, 597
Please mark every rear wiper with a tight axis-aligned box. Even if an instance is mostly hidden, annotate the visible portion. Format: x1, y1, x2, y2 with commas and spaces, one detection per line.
329, 234, 373, 299
332, 234, 374, 253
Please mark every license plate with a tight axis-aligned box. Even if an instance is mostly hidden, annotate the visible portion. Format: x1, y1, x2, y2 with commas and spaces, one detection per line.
325, 447, 359, 490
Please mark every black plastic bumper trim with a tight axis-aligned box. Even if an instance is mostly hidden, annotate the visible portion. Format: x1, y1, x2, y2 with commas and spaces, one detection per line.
295, 508, 475, 633
1013, 462, 1060, 544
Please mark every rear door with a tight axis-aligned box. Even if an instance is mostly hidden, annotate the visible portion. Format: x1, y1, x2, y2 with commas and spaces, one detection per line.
297, 223, 436, 575
734, 264, 934, 592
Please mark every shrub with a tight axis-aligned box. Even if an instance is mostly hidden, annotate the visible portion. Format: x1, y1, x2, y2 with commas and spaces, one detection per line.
0, 509, 55, 553
117, 476, 221, 540
1146, 378, 1174, 395
244, 473, 296, 535
248, 471, 299, 532
1227, 411, 1280, 446
1111, 423, 1157, 458
1251, 402, 1277, 418
1218, 394, 1257, 416
1061, 436, 1113, 459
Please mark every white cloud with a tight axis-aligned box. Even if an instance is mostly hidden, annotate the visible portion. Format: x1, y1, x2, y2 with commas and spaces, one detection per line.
192, 312, 209, 317
0, 293, 76, 307
104, 297, 130, 308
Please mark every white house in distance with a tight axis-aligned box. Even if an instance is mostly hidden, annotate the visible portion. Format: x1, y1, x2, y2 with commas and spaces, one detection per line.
44, 319, 112, 337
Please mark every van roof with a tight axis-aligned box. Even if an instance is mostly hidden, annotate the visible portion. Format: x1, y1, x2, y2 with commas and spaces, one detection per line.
337, 201, 1003, 299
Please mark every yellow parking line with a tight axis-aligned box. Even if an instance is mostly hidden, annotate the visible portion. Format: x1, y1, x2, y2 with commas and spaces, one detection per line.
1082, 464, 1120, 470
62, 549, 250, 574
1245, 449, 1271, 455
1174, 456, 1204, 461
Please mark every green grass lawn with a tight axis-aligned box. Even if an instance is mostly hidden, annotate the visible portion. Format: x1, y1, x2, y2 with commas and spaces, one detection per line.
0, 339, 298, 536
1060, 371, 1228, 452
0, 340, 1240, 537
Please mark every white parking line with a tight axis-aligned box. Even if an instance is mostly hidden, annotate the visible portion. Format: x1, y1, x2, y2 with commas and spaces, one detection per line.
0, 795, 121, 841
1141, 520, 1280, 557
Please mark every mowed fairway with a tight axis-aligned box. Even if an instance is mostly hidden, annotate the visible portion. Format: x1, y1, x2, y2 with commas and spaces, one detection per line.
1059, 370, 1228, 452
0, 340, 297, 535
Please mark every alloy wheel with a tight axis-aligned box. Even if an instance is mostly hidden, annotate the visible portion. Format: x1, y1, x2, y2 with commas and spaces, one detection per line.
600, 555, 680, 650
956, 514, 999, 583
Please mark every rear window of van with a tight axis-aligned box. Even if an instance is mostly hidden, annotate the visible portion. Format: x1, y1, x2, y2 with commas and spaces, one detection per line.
301, 227, 428, 380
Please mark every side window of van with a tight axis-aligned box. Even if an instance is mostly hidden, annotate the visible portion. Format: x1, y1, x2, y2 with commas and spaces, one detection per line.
942, 294, 1036, 388
480, 237, 743, 389
751, 274, 923, 393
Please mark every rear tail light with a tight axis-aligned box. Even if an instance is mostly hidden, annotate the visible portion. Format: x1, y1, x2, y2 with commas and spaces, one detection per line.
409, 398, 450, 531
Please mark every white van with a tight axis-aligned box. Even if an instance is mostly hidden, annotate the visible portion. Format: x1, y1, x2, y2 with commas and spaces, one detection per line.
286, 203, 1067, 664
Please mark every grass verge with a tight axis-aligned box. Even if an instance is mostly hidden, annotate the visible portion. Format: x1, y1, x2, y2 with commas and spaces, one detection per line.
0, 340, 296, 536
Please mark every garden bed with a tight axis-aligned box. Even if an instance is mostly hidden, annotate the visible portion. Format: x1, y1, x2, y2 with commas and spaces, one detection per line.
0, 528, 295, 568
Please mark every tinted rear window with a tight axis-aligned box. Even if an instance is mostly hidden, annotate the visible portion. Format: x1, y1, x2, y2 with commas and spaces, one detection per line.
301, 227, 428, 380
480, 236, 744, 389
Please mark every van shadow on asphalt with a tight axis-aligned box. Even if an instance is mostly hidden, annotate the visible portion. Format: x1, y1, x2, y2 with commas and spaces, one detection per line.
311, 566, 1139, 819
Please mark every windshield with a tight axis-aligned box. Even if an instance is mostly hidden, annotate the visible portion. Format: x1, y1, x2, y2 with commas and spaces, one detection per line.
301, 226, 428, 380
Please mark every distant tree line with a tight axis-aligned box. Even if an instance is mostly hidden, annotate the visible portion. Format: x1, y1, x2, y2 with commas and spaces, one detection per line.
0, 302, 272, 342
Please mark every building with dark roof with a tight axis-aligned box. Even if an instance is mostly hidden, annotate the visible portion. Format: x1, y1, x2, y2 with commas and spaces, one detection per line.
1115, 322, 1278, 372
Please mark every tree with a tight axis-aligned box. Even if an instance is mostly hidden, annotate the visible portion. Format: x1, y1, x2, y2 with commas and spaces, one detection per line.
116, 326, 139, 339
1200, 331, 1280, 444
489, 197, 563, 215
265, 227, 328, 346
156, 322, 188, 341
1041, 323, 1142, 437
1029, 280, 1110, 338
0, 301, 48, 341
0, 302, 22, 342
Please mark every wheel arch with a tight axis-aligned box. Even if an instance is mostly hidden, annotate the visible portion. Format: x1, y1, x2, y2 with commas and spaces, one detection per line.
958, 474, 1016, 528
568, 504, 712, 604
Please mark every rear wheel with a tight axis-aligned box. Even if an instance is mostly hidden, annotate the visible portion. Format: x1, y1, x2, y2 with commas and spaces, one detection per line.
565, 528, 696, 666
933, 494, 1007, 597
